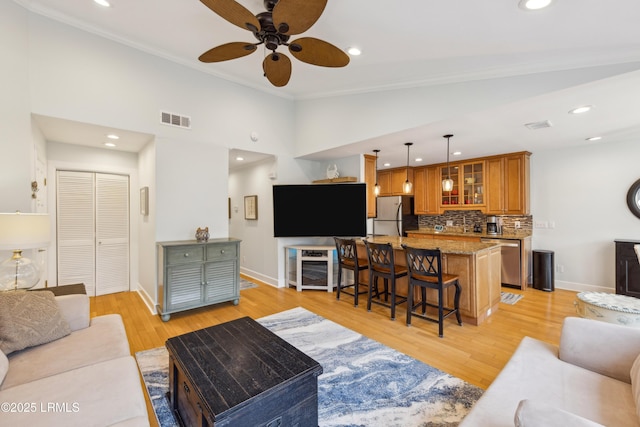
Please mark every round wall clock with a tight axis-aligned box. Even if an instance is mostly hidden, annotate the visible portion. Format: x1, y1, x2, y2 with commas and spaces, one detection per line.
627, 178, 640, 219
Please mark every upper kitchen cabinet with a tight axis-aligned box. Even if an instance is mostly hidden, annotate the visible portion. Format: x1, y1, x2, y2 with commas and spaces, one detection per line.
364, 154, 377, 218
440, 160, 485, 210
486, 152, 531, 215
414, 166, 440, 215
378, 167, 414, 196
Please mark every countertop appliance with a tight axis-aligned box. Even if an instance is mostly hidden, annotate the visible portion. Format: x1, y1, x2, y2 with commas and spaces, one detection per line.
486, 215, 498, 235
481, 237, 521, 288
373, 196, 418, 237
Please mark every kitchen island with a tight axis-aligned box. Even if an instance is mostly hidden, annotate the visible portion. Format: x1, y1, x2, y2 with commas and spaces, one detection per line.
359, 236, 502, 325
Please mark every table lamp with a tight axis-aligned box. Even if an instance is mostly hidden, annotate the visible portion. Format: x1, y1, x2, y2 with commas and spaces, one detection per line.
0, 212, 50, 291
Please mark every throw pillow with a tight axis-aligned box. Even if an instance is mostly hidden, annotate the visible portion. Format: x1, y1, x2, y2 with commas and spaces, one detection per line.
631, 353, 640, 420
0, 290, 71, 355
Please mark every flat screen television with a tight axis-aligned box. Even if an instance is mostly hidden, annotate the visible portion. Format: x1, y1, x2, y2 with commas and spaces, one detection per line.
273, 183, 367, 237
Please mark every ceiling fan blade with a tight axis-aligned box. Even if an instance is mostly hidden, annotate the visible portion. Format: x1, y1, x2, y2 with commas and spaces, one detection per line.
272, 0, 327, 35
289, 37, 349, 67
199, 42, 257, 63
262, 52, 292, 87
200, 0, 260, 32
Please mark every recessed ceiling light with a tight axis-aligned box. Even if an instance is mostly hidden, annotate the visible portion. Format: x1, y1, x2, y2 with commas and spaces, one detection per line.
585, 136, 602, 142
94, 0, 111, 7
104, 142, 116, 147
415, 158, 423, 162
383, 162, 391, 167
569, 105, 594, 115
518, 0, 552, 10
106, 133, 119, 140
452, 151, 462, 156
236, 156, 244, 161
347, 47, 361, 56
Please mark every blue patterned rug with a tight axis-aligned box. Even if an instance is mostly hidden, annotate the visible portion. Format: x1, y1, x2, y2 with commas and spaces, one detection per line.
135, 307, 482, 426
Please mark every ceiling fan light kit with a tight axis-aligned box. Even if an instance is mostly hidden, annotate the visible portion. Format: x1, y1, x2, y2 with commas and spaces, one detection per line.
199, 0, 349, 87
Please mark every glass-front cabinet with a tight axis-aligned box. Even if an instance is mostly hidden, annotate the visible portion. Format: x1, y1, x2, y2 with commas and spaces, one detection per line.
440, 161, 485, 208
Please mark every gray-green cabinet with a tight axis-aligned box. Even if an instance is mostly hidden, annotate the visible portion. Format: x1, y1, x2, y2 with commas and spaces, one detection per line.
157, 238, 241, 321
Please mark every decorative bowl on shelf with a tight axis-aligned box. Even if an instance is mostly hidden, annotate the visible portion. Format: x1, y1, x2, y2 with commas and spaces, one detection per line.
452, 189, 458, 195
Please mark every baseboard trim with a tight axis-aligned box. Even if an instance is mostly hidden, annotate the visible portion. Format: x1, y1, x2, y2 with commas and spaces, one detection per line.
135, 283, 157, 315
555, 280, 614, 294
240, 267, 278, 288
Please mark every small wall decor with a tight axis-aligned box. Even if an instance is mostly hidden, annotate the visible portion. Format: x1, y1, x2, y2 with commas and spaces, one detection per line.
244, 195, 258, 220
140, 187, 149, 216
195, 227, 209, 242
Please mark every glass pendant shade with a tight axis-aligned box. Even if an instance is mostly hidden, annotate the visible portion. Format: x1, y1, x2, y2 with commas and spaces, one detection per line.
442, 178, 454, 192
374, 183, 381, 196
403, 180, 413, 194
373, 149, 381, 197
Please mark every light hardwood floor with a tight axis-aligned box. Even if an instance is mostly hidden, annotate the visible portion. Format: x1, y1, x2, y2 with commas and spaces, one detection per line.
92, 278, 579, 426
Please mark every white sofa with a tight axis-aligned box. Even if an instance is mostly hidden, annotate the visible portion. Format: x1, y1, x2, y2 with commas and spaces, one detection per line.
0, 287, 149, 427
460, 316, 640, 426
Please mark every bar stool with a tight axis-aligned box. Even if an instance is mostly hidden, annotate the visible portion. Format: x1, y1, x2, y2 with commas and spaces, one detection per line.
333, 237, 369, 307
364, 241, 408, 320
402, 244, 462, 337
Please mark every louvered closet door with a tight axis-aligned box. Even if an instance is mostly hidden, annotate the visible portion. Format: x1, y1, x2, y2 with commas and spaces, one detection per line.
95, 173, 129, 296
57, 171, 96, 294
56, 171, 130, 296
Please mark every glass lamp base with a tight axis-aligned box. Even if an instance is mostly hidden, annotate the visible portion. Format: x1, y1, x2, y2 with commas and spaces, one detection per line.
0, 250, 41, 291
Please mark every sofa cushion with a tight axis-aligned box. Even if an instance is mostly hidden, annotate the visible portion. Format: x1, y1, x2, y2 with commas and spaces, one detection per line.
459, 336, 638, 427
514, 399, 606, 427
0, 351, 7, 386
1, 314, 130, 390
54, 294, 90, 331
0, 290, 71, 355
0, 356, 149, 427
631, 353, 640, 420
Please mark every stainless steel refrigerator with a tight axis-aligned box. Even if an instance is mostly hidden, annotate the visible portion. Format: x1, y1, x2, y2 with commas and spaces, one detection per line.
373, 196, 418, 236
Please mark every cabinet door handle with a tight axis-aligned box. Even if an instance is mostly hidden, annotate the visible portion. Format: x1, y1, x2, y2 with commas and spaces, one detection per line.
184, 253, 189, 257
220, 249, 225, 254
183, 382, 190, 394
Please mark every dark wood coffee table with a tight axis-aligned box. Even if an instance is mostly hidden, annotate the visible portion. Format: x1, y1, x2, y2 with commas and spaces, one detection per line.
166, 316, 323, 427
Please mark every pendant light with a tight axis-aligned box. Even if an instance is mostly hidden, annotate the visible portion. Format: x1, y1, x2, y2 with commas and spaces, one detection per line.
373, 149, 381, 196
403, 142, 413, 194
442, 134, 454, 192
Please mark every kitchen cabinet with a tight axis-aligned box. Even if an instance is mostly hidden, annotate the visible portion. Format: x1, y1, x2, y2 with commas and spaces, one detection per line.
440, 160, 485, 209
616, 240, 640, 298
413, 166, 439, 215
486, 152, 531, 215
378, 167, 413, 196
364, 154, 377, 218
157, 239, 241, 321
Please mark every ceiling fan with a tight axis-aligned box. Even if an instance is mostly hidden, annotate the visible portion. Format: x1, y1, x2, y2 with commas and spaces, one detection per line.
198, 0, 350, 87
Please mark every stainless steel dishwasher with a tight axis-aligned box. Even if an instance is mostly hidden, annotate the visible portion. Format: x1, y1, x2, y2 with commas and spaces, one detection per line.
481, 238, 521, 288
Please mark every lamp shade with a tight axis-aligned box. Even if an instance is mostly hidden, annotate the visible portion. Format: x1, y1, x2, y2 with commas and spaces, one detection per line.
0, 213, 50, 250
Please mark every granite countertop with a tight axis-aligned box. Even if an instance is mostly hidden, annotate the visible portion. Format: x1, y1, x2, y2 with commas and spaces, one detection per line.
405, 228, 532, 240
361, 236, 501, 255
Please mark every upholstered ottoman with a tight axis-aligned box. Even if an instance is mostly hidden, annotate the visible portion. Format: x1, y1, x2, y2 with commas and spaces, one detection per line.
575, 292, 640, 328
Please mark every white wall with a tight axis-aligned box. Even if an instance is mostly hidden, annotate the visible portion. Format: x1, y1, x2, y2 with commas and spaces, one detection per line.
0, 2, 32, 213
137, 139, 157, 308
531, 138, 640, 292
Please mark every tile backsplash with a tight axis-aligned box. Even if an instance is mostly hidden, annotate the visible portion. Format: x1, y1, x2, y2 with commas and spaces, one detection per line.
417, 210, 532, 234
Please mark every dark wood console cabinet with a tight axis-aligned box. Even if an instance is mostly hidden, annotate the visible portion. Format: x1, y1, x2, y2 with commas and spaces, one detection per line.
615, 240, 640, 298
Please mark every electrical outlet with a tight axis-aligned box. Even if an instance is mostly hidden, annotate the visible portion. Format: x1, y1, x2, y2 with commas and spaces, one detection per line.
446, 220, 453, 227
534, 221, 548, 228
514, 221, 521, 229
549, 221, 556, 229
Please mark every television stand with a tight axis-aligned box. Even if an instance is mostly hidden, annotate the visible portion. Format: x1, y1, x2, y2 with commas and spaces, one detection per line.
285, 245, 337, 292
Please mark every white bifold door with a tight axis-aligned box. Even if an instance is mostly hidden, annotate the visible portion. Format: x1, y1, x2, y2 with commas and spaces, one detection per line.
56, 171, 130, 296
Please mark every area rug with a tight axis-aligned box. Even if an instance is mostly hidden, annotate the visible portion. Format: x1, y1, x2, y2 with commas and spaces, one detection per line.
135, 307, 483, 427
501, 291, 524, 305
239, 278, 258, 290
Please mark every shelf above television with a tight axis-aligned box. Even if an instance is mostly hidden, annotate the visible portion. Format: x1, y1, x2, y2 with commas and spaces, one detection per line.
312, 176, 358, 184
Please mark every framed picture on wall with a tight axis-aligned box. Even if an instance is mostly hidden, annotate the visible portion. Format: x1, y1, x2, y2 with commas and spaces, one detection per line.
244, 195, 258, 220
140, 187, 149, 216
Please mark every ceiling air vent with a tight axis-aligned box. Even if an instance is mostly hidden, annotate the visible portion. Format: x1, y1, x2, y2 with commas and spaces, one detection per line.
524, 120, 552, 130
160, 111, 191, 129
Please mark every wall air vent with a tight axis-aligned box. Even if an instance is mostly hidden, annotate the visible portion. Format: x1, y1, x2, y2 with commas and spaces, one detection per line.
160, 111, 191, 129
524, 120, 552, 130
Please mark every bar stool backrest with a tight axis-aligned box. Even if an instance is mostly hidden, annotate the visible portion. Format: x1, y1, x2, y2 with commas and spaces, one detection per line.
334, 237, 359, 267
364, 241, 397, 273
403, 246, 444, 282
